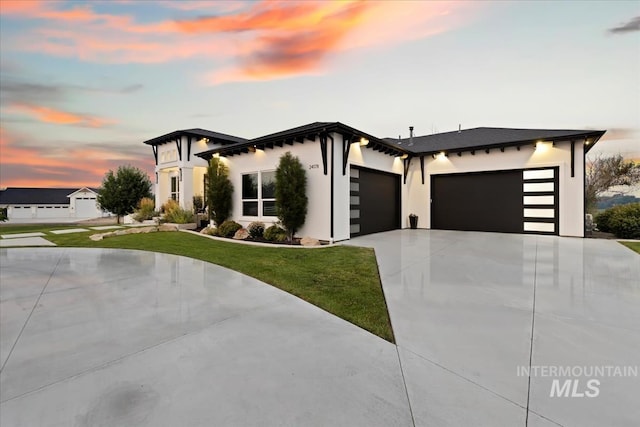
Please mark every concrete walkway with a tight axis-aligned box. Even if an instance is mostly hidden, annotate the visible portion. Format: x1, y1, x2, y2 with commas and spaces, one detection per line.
345, 230, 640, 427
0, 248, 411, 426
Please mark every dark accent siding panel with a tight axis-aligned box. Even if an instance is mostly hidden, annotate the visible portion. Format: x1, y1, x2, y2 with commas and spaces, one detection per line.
431, 169, 523, 233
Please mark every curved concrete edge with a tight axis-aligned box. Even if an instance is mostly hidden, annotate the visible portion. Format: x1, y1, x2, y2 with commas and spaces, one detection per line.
0, 247, 412, 427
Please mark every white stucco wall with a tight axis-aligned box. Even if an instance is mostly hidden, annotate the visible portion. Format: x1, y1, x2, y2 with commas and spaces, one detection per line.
154, 136, 215, 209
222, 138, 332, 241
404, 140, 585, 237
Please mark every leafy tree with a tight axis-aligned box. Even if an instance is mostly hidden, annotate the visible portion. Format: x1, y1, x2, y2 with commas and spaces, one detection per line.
97, 165, 152, 223
275, 152, 308, 241
586, 154, 640, 213
206, 157, 233, 226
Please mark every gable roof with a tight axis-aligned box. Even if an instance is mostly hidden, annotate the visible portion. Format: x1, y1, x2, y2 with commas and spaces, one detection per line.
386, 127, 606, 155
196, 122, 408, 159
66, 187, 99, 198
143, 128, 248, 146
0, 188, 91, 205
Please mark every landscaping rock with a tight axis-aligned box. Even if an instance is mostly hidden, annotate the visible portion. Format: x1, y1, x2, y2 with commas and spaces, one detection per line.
300, 236, 320, 246
233, 228, 249, 240
159, 224, 178, 232
89, 234, 103, 241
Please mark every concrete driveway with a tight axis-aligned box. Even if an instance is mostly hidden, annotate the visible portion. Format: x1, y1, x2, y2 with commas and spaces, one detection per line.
345, 230, 640, 427
0, 248, 411, 427
1, 231, 638, 426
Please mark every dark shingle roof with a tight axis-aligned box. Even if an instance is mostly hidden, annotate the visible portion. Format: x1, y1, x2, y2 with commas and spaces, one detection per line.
0, 188, 83, 205
195, 122, 407, 159
143, 128, 248, 146
385, 127, 606, 154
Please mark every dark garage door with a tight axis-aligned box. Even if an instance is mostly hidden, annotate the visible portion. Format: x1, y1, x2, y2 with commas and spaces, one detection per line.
350, 166, 400, 236
431, 168, 559, 235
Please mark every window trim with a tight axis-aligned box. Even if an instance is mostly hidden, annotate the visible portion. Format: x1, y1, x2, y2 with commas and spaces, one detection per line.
170, 175, 180, 201
241, 170, 277, 218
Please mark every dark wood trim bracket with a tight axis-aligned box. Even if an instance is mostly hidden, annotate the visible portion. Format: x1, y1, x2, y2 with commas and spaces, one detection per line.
420, 156, 425, 184
152, 145, 158, 165
403, 157, 412, 184
187, 136, 192, 161
319, 134, 328, 175
175, 138, 182, 161
342, 135, 352, 175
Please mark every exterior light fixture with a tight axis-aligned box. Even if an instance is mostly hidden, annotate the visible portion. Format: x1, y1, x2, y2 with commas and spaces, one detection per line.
213, 153, 220, 158
359, 137, 369, 146
400, 153, 409, 159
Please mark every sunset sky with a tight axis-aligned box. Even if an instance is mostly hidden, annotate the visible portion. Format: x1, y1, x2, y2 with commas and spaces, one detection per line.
1, 0, 638, 188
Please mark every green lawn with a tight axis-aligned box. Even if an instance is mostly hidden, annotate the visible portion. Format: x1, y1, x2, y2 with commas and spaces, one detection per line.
0, 225, 395, 342
620, 241, 640, 255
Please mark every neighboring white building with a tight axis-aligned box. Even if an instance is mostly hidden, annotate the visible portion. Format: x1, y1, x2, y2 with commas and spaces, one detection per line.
0, 187, 106, 222
144, 122, 605, 240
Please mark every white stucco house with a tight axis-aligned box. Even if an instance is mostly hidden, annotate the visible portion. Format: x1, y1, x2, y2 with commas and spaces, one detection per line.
0, 187, 106, 222
144, 122, 605, 241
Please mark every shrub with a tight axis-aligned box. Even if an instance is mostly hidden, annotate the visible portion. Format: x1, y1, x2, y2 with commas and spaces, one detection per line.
275, 152, 308, 241
596, 203, 640, 239
164, 207, 195, 224
264, 225, 287, 242
133, 197, 156, 222
218, 220, 242, 237
206, 158, 234, 226
248, 221, 265, 239
161, 199, 179, 214
193, 195, 204, 213
162, 199, 195, 224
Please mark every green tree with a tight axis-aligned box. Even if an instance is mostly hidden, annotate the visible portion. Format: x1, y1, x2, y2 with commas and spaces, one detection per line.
97, 165, 152, 223
275, 152, 308, 241
206, 157, 233, 226
586, 154, 640, 213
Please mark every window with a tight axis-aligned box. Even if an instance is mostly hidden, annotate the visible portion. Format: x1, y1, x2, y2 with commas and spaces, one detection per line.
171, 176, 179, 201
242, 171, 277, 217
261, 171, 276, 216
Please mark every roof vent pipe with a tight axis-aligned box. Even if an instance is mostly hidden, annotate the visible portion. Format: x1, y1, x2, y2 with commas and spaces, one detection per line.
409, 126, 414, 146
458, 124, 461, 133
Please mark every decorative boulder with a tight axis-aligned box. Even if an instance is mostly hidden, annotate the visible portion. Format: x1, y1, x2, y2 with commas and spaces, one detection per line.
233, 228, 249, 240
89, 234, 103, 241
159, 224, 178, 232
300, 236, 320, 246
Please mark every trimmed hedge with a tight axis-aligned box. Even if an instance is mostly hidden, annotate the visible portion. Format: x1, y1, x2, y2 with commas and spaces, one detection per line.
264, 225, 287, 242
218, 220, 242, 238
596, 203, 640, 239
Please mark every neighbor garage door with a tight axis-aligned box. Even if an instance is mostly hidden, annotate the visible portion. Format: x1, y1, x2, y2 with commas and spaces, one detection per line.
350, 166, 401, 237
431, 167, 558, 235
75, 197, 98, 218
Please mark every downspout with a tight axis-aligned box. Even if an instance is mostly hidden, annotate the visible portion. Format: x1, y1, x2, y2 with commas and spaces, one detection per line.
327, 133, 335, 243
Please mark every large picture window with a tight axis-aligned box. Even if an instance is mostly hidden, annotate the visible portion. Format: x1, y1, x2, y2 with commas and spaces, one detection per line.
242, 171, 277, 217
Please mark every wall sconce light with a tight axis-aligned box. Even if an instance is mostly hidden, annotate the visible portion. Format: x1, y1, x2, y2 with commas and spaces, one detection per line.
359, 137, 369, 146
213, 153, 220, 158
248, 145, 257, 153
535, 141, 550, 152
439, 151, 447, 159
399, 153, 409, 160
179, 168, 183, 181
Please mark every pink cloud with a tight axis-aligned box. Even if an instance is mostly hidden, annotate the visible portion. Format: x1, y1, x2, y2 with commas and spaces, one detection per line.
0, 127, 154, 188
2, 0, 480, 82
8, 103, 114, 128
